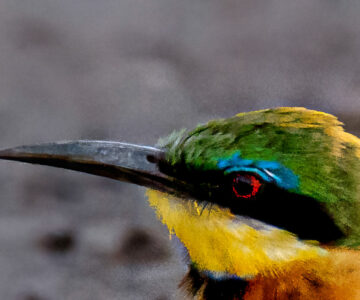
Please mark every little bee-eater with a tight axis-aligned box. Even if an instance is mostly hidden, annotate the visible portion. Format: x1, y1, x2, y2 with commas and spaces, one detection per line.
1, 107, 360, 299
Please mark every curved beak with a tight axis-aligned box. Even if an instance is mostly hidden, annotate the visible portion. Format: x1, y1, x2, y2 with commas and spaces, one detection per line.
0, 140, 182, 195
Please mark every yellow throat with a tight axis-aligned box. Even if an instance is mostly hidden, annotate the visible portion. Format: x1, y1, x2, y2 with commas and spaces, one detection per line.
146, 189, 327, 278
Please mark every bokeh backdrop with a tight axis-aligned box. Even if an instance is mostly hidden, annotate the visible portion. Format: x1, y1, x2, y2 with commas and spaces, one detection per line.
1, 0, 360, 299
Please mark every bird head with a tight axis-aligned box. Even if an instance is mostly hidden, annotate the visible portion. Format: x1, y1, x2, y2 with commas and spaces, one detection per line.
1, 107, 359, 280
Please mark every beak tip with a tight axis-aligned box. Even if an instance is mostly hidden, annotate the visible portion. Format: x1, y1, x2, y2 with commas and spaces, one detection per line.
0, 147, 23, 161
0, 148, 14, 157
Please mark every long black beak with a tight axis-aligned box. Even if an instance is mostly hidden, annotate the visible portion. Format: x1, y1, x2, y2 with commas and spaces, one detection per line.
0, 140, 182, 195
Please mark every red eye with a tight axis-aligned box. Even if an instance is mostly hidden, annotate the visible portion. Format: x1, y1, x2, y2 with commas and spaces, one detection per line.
232, 174, 262, 198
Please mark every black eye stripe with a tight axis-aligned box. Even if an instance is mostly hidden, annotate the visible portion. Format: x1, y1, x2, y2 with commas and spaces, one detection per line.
158, 161, 344, 243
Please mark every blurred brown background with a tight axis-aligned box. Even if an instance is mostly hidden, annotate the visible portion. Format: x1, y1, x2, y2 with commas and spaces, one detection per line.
1, 0, 360, 299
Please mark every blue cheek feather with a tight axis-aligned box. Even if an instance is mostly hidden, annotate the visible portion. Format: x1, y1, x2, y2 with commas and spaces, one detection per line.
217, 152, 298, 190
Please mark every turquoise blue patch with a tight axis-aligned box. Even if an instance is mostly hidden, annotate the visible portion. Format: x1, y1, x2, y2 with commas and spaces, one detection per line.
203, 269, 253, 281
217, 152, 298, 190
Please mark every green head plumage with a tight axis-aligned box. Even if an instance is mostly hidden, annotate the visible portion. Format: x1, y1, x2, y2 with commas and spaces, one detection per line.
160, 107, 360, 246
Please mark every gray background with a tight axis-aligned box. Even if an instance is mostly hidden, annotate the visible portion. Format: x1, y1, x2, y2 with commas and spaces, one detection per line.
0, 0, 360, 299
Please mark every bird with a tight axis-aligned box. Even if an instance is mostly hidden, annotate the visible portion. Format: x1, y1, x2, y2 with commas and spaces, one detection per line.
1, 107, 360, 299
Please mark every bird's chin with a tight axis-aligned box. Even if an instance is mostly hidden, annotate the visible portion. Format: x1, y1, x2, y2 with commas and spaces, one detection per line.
146, 189, 328, 278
